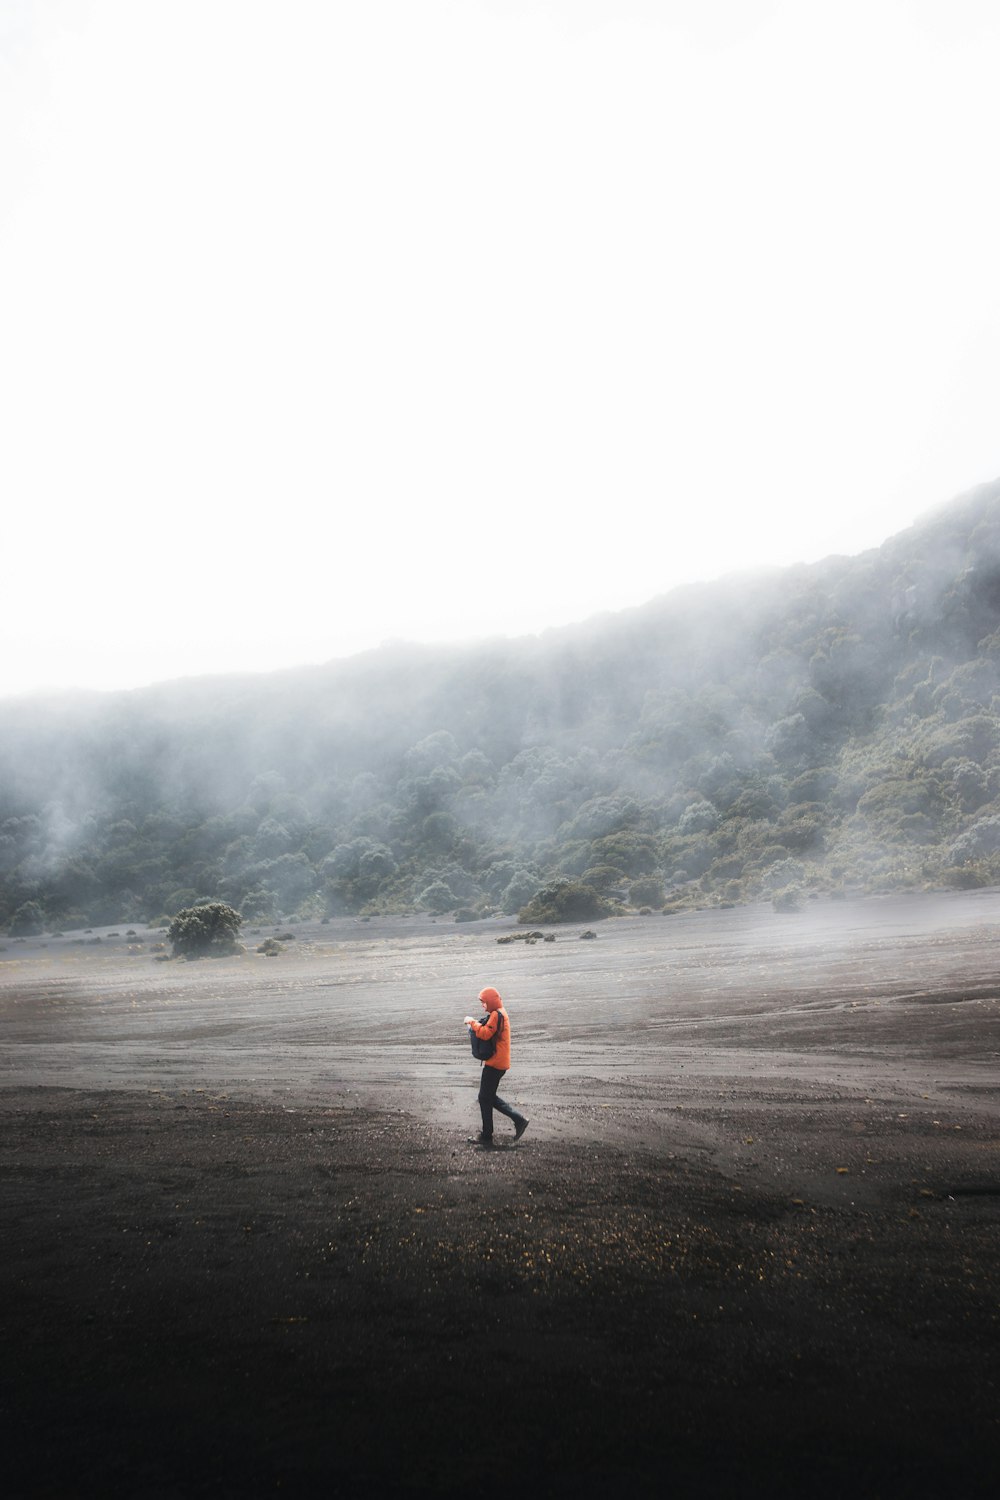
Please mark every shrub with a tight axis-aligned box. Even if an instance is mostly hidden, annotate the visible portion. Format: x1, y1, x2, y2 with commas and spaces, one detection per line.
421, 811, 459, 854
500, 870, 541, 916
323, 838, 397, 908
239, 886, 278, 921
775, 814, 825, 853
590, 831, 659, 874
168, 902, 243, 959
518, 880, 612, 924
678, 800, 719, 835
950, 759, 989, 813
9, 900, 45, 937
949, 815, 1000, 865
940, 864, 987, 890
788, 768, 837, 803
580, 864, 626, 893
418, 880, 455, 915
757, 857, 806, 896
628, 876, 665, 908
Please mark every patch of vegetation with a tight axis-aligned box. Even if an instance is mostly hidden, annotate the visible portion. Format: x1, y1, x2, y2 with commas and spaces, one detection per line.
628, 876, 665, 909
9, 901, 45, 937
168, 903, 243, 960
517, 880, 612, 924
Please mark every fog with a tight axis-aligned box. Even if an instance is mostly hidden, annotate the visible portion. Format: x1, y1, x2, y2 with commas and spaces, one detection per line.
2, 481, 1000, 935
2, 2, 1000, 695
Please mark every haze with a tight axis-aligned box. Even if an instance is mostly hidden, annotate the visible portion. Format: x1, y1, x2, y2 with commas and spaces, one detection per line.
2, 0, 999, 698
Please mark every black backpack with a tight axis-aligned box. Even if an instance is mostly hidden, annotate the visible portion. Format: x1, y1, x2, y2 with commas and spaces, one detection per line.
470, 1009, 504, 1061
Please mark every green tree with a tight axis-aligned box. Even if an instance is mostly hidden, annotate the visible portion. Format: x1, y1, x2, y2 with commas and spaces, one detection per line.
628, 876, 665, 908
9, 900, 45, 936
418, 879, 455, 914
518, 879, 611, 924
500, 869, 539, 915
168, 902, 243, 959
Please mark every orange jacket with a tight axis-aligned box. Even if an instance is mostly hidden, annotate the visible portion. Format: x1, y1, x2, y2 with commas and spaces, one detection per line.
470, 996, 511, 1071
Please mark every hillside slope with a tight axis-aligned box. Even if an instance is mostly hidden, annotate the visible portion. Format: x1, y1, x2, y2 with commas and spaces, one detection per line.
3, 478, 1000, 930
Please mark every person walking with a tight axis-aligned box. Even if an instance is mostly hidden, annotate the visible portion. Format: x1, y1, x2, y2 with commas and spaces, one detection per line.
464, 985, 529, 1149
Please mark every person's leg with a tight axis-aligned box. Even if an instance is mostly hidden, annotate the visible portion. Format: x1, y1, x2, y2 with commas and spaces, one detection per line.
478, 1066, 503, 1139
492, 1086, 528, 1136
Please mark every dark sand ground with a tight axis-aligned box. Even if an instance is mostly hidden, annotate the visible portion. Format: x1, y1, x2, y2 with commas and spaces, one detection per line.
2, 891, 999, 1498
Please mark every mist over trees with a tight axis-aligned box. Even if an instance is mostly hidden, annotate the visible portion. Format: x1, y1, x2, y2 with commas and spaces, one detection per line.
4, 480, 1000, 932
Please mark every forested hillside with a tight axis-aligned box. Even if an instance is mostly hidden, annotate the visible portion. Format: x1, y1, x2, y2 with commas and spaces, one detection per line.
4, 480, 1000, 933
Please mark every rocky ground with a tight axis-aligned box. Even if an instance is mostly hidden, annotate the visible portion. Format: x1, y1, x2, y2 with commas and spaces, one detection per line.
2, 893, 999, 1497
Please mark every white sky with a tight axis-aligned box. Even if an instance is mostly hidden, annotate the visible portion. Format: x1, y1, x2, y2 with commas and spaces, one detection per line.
2, 0, 999, 698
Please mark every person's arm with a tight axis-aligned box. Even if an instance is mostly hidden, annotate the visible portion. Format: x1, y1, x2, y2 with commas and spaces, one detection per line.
466, 1011, 499, 1041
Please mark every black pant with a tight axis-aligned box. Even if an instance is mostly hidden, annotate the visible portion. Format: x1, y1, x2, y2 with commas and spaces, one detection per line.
478, 1066, 525, 1139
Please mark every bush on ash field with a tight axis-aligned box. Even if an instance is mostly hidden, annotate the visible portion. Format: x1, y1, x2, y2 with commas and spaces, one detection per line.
168, 902, 243, 959
518, 879, 611, 925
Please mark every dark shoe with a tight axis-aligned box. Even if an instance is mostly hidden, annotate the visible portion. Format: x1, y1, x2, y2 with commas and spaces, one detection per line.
467, 1134, 495, 1148
513, 1117, 530, 1141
